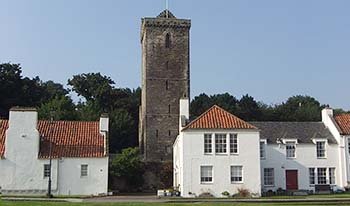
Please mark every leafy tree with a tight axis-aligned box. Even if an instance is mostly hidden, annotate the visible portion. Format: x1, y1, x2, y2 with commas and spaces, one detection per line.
38, 96, 77, 120
110, 147, 144, 187
236, 94, 262, 121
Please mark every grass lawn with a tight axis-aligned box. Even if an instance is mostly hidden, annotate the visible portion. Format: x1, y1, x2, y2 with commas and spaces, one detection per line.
2, 202, 350, 206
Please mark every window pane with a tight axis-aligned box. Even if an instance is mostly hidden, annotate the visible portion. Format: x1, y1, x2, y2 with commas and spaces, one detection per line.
230, 134, 238, 154
309, 168, 315, 185
286, 142, 296, 158
44, 164, 50, 178
260, 141, 266, 159
204, 134, 212, 154
317, 168, 327, 184
81, 164, 88, 177
200, 166, 213, 183
316, 142, 326, 158
215, 134, 227, 154
231, 166, 243, 183
264, 168, 274, 186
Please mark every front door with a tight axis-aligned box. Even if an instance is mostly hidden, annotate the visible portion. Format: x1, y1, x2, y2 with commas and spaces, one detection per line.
286, 170, 298, 190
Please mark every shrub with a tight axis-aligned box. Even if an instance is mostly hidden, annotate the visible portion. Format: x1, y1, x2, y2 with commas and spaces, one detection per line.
221, 191, 230, 197
198, 192, 214, 198
235, 188, 251, 198
110, 147, 144, 187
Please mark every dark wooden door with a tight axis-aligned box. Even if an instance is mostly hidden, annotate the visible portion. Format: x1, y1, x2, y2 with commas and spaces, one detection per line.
286, 170, 298, 190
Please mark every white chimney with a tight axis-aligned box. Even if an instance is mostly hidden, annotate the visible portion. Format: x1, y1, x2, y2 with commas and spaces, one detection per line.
99, 113, 109, 155
5, 107, 39, 159
179, 98, 189, 131
322, 106, 333, 124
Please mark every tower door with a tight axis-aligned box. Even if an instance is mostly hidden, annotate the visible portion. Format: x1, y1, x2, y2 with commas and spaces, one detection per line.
286, 170, 298, 190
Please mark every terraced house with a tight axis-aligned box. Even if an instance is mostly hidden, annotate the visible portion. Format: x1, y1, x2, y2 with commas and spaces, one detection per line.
174, 99, 350, 197
0, 107, 109, 195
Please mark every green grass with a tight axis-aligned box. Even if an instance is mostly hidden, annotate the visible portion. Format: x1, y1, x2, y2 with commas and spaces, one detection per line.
2, 202, 350, 206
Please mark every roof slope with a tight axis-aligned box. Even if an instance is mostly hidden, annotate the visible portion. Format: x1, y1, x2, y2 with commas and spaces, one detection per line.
335, 114, 350, 135
250, 122, 337, 144
183, 105, 257, 130
0, 120, 9, 158
0, 120, 105, 158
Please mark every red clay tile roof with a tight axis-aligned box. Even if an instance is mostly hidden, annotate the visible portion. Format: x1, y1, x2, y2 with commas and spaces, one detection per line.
0, 120, 9, 158
183, 105, 257, 130
335, 114, 350, 135
0, 120, 106, 158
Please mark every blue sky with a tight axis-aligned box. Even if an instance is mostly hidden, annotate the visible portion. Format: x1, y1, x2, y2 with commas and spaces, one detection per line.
1, 0, 349, 109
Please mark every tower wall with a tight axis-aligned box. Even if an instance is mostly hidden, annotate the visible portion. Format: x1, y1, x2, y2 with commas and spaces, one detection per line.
139, 12, 191, 161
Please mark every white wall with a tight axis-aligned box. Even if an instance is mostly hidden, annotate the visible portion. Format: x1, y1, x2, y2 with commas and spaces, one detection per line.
57, 157, 108, 195
0, 109, 109, 196
261, 143, 340, 191
175, 129, 261, 197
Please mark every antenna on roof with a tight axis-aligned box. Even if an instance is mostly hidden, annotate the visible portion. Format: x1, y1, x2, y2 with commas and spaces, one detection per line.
166, 0, 169, 18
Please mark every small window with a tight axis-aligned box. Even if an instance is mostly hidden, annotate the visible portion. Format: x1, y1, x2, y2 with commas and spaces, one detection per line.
166, 80, 169, 90
156, 129, 159, 138
329, 168, 336, 185
204, 134, 212, 154
200, 166, 213, 183
215, 134, 227, 154
168, 105, 171, 114
260, 141, 266, 159
229, 134, 238, 154
264, 168, 274, 186
165, 33, 171, 48
309, 168, 315, 185
317, 168, 327, 184
231, 166, 243, 183
168, 130, 171, 136
44, 164, 50, 178
316, 142, 326, 158
286, 141, 296, 158
81, 164, 88, 177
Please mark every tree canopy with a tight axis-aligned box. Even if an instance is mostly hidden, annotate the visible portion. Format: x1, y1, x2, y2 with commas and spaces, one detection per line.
1, 62, 349, 153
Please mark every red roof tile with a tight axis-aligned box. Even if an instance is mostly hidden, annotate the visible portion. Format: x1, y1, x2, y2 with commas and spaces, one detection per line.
0, 120, 9, 158
0, 120, 106, 158
183, 105, 257, 130
335, 114, 350, 135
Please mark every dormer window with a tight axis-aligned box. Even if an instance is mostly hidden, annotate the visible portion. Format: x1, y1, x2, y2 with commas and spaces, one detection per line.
286, 141, 296, 158
165, 33, 171, 48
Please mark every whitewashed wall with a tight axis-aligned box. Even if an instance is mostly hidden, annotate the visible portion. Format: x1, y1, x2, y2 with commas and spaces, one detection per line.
0, 109, 108, 196
261, 143, 340, 191
174, 129, 261, 197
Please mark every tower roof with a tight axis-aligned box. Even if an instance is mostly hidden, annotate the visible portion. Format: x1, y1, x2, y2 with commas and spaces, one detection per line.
157, 10, 176, 18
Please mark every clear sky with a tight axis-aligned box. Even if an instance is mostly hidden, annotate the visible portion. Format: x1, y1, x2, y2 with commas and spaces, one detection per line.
1, 0, 349, 109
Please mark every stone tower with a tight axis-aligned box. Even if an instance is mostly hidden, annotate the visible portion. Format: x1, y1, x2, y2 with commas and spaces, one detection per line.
139, 10, 191, 161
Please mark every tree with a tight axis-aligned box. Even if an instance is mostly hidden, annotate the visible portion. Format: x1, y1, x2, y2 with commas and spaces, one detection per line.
110, 147, 144, 187
38, 96, 77, 120
236, 94, 262, 121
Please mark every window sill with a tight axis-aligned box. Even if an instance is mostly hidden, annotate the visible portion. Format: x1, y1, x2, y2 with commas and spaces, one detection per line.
230, 153, 239, 156
286, 157, 296, 159
317, 157, 327, 159
264, 185, 275, 187
231, 182, 244, 184
200, 182, 213, 185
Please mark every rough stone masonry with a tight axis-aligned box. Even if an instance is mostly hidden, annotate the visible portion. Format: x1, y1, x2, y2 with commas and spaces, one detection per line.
139, 10, 191, 162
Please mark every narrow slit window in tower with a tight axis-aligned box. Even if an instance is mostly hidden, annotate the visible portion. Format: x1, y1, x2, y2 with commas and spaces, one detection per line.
168, 104, 171, 114
166, 80, 169, 90
165, 33, 171, 48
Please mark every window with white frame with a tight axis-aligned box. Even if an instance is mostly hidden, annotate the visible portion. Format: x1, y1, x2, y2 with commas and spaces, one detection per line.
43, 164, 50, 178
317, 168, 327, 184
286, 141, 296, 158
329, 168, 336, 185
204, 134, 212, 154
81, 164, 88, 177
309, 168, 315, 185
231, 166, 243, 183
229, 134, 238, 154
260, 141, 266, 159
200, 166, 213, 183
215, 134, 227, 154
316, 141, 326, 158
264, 168, 274, 186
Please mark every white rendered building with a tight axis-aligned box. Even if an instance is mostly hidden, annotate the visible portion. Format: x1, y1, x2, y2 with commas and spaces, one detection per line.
0, 107, 109, 196
174, 99, 350, 197
174, 99, 261, 197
